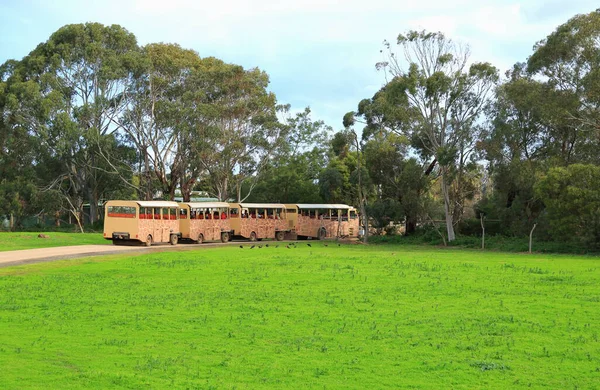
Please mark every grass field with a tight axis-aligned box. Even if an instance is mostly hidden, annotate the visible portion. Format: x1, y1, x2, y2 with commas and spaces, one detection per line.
0, 232, 107, 251
1, 244, 599, 388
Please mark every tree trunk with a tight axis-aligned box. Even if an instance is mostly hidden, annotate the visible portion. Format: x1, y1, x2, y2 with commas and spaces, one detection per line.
87, 187, 98, 224
441, 170, 456, 241
529, 223, 537, 254
405, 216, 416, 236
480, 213, 485, 250
168, 184, 177, 201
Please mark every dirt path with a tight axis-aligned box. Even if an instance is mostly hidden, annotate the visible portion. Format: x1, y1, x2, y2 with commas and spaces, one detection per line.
0, 239, 358, 268
0, 242, 234, 268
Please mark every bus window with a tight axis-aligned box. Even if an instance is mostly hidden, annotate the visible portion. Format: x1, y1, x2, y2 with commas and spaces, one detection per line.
220, 209, 227, 219
350, 210, 357, 219
266, 209, 274, 219
140, 207, 152, 219
179, 208, 188, 219
107, 206, 136, 218
309, 209, 316, 219
241, 209, 249, 218
249, 209, 256, 218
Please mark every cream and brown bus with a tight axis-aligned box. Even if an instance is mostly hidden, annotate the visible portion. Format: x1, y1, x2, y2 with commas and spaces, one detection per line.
103, 200, 181, 246
178, 202, 233, 243
228, 203, 290, 241
285, 204, 359, 240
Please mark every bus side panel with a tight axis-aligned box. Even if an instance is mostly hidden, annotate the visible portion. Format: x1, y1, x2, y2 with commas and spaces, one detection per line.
139, 219, 179, 243
189, 219, 231, 241
296, 216, 359, 238
239, 218, 288, 239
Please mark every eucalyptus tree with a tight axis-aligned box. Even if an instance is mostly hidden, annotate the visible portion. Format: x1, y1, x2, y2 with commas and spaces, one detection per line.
345, 89, 434, 235
184, 61, 284, 202
375, 30, 498, 241
8, 23, 140, 223
245, 107, 330, 203
121, 43, 203, 200
527, 9, 600, 164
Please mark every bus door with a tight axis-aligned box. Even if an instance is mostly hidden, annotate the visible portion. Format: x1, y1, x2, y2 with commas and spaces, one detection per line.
159, 208, 170, 242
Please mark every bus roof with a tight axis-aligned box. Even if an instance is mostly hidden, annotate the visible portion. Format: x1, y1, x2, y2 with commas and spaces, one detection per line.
294, 204, 354, 210
136, 201, 180, 208
181, 202, 230, 208
235, 203, 286, 209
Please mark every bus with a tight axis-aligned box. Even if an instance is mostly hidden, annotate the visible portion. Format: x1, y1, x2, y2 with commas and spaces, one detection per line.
178, 202, 233, 243
228, 203, 289, 241
285, 204, 359, 240
103, 200, 181, 246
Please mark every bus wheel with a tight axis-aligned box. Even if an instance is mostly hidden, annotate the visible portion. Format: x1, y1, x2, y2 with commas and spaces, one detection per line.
275, 231, 284, 241
221, 232, 230, 243
196, 234, 204, 244
145, 235, 152, 247
249, 231, 257, 241
318, 228, 327, 240
170, 234, 178, 245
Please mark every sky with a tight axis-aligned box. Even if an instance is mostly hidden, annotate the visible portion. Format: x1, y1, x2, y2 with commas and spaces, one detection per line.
0, 0, 597, 129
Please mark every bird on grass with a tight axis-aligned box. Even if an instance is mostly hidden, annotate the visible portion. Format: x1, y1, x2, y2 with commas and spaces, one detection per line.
338, 244, 341, 247
250, 245, 255, 249
307, 243, 312, 247
258, 245, 263, 248
239, 245, 243, 249
324, 244, 328, 247
265, 244, 269, 248
286, 245, 290, 249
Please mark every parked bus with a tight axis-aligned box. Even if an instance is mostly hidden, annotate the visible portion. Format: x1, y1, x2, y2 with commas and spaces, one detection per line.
285, 204, 359, 239
228, 203, 289, 241
178, 202, 233, 243
103, 200, 181, 246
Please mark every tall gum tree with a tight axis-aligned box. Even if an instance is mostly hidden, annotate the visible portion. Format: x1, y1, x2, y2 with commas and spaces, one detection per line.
121, 43, 203, 201
376, 30, 498, 241
184, 62, 283, 202
12, 23, 139, 223
527, 9, 600, 164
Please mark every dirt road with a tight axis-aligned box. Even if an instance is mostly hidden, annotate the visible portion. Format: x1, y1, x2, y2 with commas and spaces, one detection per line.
0, 242, 232, 268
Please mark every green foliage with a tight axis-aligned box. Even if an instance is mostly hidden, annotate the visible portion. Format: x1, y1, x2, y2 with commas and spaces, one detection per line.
244, 108, 330, 203
1, 246, 599, 388
536, 164, 600, 247
367, 198, 402, 235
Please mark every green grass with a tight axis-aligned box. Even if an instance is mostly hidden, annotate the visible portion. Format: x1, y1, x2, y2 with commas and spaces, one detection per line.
0, 232, 107, 251
1, 244, 599, 388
